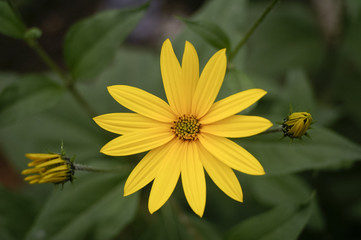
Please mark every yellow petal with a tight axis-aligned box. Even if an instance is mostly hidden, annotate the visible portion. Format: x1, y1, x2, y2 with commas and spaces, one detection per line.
148, 139, 182, 214
42, 172, 67, 179
24, 175, 40, 182
25, 153, 59, 162
201, 89, 267, 124
101, 127, 174, 156
124, 143, 172, 196
107, 85, 176, 123
45, 165, 69, 174
291, 120, 305, 137
24, 175, 41, 184
160, 39, 183, 115
197, 141, 243, 202
39, 177, 67, 183
181, 141, 206, 217
192, 49, 227, 118
22, 168, 44, 175
36, 158, 64, 168
201, 115, 273, 138
93, 113, 166, 135
181, 41, 199, 115
198, 133, 265, 175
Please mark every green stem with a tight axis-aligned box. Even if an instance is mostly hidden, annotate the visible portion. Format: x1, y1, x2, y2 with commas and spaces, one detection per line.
73, 163, 128, 173
68, 85, 97, 118
228, 0, 280, 62
262, 125, 283, 134
28, 40, 71, 84
26, 39, 97, 118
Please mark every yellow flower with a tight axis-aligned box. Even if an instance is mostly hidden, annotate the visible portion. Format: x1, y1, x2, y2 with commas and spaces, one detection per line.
283, 112, 312, 138
22, 153, 74, 184
94, 39, 272, 217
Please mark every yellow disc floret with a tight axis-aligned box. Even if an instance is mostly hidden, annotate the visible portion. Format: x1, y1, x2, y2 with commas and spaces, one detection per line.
171, 115, 201, 141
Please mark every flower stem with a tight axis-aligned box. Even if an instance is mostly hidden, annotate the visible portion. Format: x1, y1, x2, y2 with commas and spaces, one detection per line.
262, 125, 283, 134
27, 39, 97, 118
28, 40, 71, 84
67, 85, 97, 118
73, 163, 128, 173
228, 0, 280, 62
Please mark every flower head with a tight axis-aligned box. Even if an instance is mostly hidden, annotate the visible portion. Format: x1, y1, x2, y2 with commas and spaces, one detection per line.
94, 39, 272, 217
283, 112, 312, 138
22, 153, 74, 184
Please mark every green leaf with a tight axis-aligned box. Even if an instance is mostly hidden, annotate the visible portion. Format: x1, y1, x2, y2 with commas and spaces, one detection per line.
173, 0, 247, 69
187, 217, 222, 240
189, 0, 247, 38
0, 74, 64, 127
0, 186, 36, 240
236, 127, 361, 175
139, 202, 222, 240
179, 17, 231, 50
226, 201, 313, 240
64, 3, 148, 81
246, 2, 325, 78
0, 1, 26, 39
220, 68, 255, 97
350, 200, 361, 221
25, 174, 139, 240
285, 69, 315, 112
251, 175, 312, 206
218, 68, 256, 112
269, 68, 315, 122
251, 175, 326, 231
345, 0, 361, 20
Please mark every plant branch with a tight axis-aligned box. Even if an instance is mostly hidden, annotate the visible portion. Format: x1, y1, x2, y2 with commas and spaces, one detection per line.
73, 163, 129, 173
229, 0, 280, 62
262, 125, 283, 134
26, 39, 97, 118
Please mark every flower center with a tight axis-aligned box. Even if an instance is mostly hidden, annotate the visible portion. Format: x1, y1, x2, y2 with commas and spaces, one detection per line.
171, 115, 201, 141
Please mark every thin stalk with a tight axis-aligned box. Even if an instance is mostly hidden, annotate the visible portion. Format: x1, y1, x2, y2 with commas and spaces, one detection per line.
229, 0, 280, 62
28, 40, 71, 84
68, 85, 97, 118
262, 125, 283, 134
27, 39, 97, 118
73, 163, 129, 173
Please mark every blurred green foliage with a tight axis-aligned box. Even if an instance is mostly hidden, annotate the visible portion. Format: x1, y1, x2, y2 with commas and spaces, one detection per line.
0, 0, 361, 239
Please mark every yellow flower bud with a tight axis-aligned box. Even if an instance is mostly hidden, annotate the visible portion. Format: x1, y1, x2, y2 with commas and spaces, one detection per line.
282, 112, 312, 138
22, 153, 74, 184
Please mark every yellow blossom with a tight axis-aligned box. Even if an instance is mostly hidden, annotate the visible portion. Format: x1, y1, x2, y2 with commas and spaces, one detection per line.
93, 39, 272, 217
283, 112, 312, 138
22, 153, 74, 184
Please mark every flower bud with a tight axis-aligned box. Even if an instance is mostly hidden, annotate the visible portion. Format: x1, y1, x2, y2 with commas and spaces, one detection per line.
282, 112, 312, 138
22, 153, 74, 184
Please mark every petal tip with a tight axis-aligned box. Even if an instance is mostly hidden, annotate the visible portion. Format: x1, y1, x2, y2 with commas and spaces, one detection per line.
184, 40, 194, 48
99, 147, 109, 155
257, 88, 268, 97
256, 168, 266, 176
233, 191, 243, 202
196, 211, 204, 218
148, 204, 157, 215
123, 190, 130, 197
219, 48, 227, 56
194, 207, 205, 217
107, 85, 117, 94
123, 182, 136, 197
162, 38, 172, 48
92, 116, 99, 122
